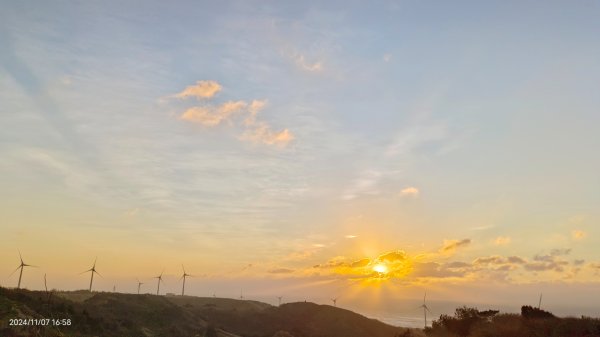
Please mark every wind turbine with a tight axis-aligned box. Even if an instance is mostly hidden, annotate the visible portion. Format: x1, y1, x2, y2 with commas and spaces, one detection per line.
418, 291, 432, 328
137, 278, 144, 294
277, 296, 283, 307
10, 251, 37, 289
331, 297, 338, 307
154, 270, 164, 295
80, 257, 101, 292
180, 265, 193, 296
240, 289, 244, 300
538, 293, 543, 309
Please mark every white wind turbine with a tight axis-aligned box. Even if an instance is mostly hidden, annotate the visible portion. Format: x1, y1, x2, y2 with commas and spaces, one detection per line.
137, 278, 144, 294
418, 291, 432, 328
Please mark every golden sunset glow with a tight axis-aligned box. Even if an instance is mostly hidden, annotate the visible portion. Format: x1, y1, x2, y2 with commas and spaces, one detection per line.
373, 264, 388, 274
2, 1, 600, 326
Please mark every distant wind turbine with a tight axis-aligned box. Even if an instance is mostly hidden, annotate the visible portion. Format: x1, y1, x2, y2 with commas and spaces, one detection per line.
154, 270, 164, 295
10, 251, 37, 289
240, 289, 244, 300
80, 257, 101, 292
180, 265, 193, 296
137, 279, 144, 294
331, 297, 338, 307
538, 293, 543, 309
277, 296, 283, 307
418, 291, 432, 328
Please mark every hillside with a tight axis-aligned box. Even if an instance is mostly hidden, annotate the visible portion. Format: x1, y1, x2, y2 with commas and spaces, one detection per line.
0, 287, 418, 337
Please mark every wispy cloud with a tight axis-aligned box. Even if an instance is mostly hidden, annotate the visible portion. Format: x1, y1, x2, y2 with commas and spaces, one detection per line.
174, 82, 293, 147
440, 239, 471, 253
240, 123, 294, 146
174, 80, 222, 99
294, 54, 323, 72
399, 186, 419, 197
341, 169, 383, 200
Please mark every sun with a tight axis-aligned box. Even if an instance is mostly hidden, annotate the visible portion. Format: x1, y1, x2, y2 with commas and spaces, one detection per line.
373, 264, 388, 274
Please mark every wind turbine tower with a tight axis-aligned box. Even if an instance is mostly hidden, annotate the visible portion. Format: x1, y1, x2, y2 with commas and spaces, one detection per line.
180, 265, 193, 296
538, 293, 543, 309
81, 258, 101, 292
154, 270, 164, 295
277, 296, 283, 307
331, 297, 338, 307
137, 279, 144, 294
10, 251, 36, 289
419, 291, 432, 328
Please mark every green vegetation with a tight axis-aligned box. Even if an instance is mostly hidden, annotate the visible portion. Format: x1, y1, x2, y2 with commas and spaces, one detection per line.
427, 305, 600, 337
0, 287, 418, 337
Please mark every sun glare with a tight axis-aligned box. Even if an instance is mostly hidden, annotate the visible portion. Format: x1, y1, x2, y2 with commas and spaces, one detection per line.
373, 264, 388, 274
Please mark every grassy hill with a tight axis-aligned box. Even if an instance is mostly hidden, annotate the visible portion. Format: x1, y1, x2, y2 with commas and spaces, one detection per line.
0, 287, 418, 337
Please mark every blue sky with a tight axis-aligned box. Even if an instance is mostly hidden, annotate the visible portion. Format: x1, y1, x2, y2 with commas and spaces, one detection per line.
1, 0, 600, 312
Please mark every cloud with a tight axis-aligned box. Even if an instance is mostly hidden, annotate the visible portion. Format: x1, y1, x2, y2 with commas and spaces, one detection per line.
268, 268, 295, 274
341, 170, 383, 200
493, 236, 511, 246
507, 256, 526, 264
470, 224, 495, 231
241, 123, 294, 146
244, 100, 267, 126
524, 250, 571, 272
180, 101, 247, 126
474, 256, 506, 265
550, 248, 572, 256
377, 250, 408, 263
174, 82, 293, 147
399, 187, 419, 197
350, 258, 371, 268
572, 230, 587, 240
174, 80, 222, 99
440, 239, 471, 253
293, 54, 323, 72
412, 262, 466, 278
345, 235, 358, 239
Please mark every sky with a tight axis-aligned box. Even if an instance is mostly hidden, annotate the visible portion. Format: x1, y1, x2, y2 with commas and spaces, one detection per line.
1, 0, 600, 319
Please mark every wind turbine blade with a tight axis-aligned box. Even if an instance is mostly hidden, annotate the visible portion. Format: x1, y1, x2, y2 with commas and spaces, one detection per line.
80, 268, 93, 274
94, 270, 103, 278
9, 265, 21, 277
182, 264, 186, 274
18, 250, 23, 264
93, 257, 97, 268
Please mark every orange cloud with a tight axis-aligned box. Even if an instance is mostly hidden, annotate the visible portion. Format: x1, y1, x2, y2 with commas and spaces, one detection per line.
175, 80, 222, 99
180, 101, 247, 126
241, 124, 294, 147
399, 187, 419, 197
